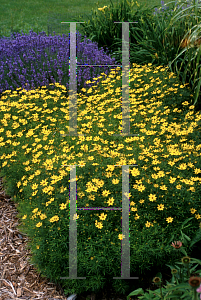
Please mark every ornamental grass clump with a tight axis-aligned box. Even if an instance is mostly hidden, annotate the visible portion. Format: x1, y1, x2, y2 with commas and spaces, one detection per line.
0, 55, 201, 297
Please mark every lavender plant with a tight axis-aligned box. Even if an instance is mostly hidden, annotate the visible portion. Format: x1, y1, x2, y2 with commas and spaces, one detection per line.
0, 29, 122, 100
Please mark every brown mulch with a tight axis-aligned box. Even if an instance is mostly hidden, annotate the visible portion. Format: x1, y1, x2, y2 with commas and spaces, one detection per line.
0, 174, 71, 300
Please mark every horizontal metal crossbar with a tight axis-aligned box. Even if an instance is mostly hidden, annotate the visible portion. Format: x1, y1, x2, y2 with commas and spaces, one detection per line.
67, 164, 137, 211
76, 65, 123, 66
77, 207, 126, 210
61, 21, 138, 23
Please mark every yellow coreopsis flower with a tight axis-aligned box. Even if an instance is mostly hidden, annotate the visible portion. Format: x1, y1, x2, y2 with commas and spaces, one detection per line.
98, 6, 108, 13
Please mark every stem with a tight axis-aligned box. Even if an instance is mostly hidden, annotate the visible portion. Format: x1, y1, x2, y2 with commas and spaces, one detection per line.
187, 264, 190, 278
193, 287, 199, 300
159, 285, 164, 299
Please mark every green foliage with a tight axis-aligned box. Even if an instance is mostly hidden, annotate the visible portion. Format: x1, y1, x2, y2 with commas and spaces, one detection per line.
1, 0, 201, 298
72, 0, 164, 65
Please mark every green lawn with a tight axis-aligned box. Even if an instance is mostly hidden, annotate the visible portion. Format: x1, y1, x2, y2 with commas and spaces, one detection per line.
0, 0, 174, 39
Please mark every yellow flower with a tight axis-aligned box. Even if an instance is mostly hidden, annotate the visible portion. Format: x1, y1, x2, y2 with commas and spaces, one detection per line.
73, 213, 79, 221
118, 233, 125, 240
98, 6, 108, 13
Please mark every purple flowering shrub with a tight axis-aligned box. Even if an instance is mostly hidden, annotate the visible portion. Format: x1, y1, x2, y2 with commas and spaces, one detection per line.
0, 29, 122, 99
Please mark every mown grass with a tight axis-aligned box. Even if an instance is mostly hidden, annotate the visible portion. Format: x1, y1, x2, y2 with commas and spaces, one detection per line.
0, 0, 172, 40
